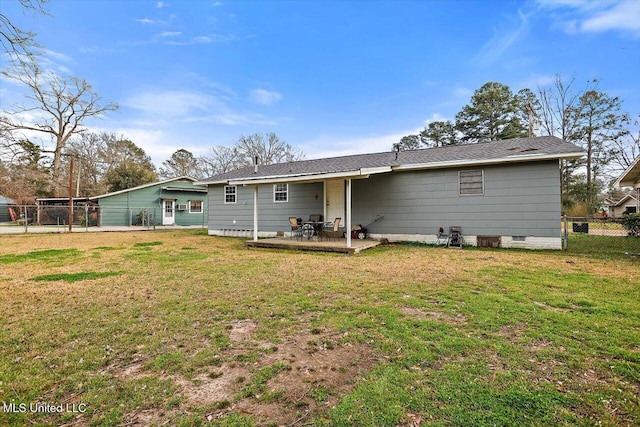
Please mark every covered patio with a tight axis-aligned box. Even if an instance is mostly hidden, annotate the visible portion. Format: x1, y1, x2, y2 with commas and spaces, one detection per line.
246, 236, 382, 254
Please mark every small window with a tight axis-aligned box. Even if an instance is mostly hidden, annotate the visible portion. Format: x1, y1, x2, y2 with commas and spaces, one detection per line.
189, 200, 203, 213
459, 170, 484, 196
274, 183, 288, 203
512, 236, 526, 242
224, 186, 237, 204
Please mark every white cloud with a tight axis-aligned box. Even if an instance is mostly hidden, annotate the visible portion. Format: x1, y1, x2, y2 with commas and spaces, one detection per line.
519, 73, 557, 89
193, 36, 213, 44
581, 1, 640, 36
537, 0, 640, 37
158, 31, 181, 38
473, 8, 531, 66
124, 89, 216, 118
302, 127, 423, 160
249, 89, 283, 105
156, 1, 167, 8
135, 18, 155, 25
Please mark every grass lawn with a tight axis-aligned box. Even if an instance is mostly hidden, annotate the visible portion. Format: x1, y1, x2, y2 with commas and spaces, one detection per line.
0, 230, 638, 426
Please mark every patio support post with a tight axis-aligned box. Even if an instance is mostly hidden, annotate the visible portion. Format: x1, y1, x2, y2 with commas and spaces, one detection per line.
346, 178, 352, 248
253, 185, 258, 242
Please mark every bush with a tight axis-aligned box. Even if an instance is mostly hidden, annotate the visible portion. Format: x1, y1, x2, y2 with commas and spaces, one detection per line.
621, 213, 640, 237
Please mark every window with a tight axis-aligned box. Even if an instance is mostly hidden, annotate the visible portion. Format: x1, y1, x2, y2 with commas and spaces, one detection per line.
189, 200, 203, 213
459, 170, 484, 196
625, 206, 637, 214
273, 183, 288, 202
224, 186, 237, 204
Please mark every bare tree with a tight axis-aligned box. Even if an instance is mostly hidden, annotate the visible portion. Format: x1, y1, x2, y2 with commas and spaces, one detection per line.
537, 75, 595, 209
0, 0, 48, 59
537, 75, 589, 144
0, 60, 118, 195
235, 132, 304, 166
200, 145, 242, 177
609, 113, 640, 174
159, 149, 201, 179
200, 133, 305, 178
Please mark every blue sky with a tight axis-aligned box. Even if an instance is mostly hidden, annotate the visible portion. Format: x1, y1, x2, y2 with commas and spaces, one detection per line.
1, 0, 639, 166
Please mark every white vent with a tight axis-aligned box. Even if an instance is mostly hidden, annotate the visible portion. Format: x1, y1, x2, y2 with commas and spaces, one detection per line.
177, 204, 187, 211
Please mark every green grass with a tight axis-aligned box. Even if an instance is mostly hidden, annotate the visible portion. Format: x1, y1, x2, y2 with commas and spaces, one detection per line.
567, 233, 640, 258
0, 230, 638, 426
32, 271, 121, 282
132, 241, 163, 247
0, 248, 80, 264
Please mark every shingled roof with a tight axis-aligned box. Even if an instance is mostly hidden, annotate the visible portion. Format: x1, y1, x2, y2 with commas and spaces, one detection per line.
197, 136, 584, 185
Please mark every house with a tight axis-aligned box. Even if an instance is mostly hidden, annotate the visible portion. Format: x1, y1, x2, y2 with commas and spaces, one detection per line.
613, 156, 640, 215
605, 193, 638, 217
90, 176, 207, 226
36, 177, 208, 227
0, 195, 16, 223
196, 136, 585, 250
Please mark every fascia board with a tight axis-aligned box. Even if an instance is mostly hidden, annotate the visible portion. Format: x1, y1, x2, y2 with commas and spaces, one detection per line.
393, 152, 584, 172
229, 170, 373, 186
613, 156, 640, 188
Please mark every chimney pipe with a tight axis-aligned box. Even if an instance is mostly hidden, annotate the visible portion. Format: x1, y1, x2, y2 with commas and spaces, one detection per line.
254, 155, 259, 173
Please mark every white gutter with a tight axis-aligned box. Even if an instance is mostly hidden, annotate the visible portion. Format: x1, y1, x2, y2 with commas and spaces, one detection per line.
613, 156, 640, 188
393, 152, 583, 172
229, 168, 390, 186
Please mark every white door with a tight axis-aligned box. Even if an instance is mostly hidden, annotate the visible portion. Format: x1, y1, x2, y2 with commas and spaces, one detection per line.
325, 180, 344, 226
162, 200, 175, 225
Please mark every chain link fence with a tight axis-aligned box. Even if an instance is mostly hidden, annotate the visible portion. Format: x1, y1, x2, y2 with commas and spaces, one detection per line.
563, 216, 640, 256
0, 204, 206, 233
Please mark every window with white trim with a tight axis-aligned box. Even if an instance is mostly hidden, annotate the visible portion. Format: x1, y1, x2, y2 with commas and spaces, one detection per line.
189, 200, 203, 213
224, 185, 237, 204
459, 170, 484, 195
273, 183, 288, 202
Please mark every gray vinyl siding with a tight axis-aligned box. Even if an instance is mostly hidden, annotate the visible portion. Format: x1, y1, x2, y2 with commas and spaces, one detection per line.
97, 180, 207, 226
352, 161, 561, 237
208, 182, 323, 232
205, 161, 561, 238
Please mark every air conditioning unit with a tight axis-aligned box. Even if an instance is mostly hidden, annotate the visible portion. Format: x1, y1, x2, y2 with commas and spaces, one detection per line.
177, 204, 187, 211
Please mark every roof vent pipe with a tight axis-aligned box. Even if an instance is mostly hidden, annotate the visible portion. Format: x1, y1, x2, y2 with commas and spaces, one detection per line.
254, 155, 259, 174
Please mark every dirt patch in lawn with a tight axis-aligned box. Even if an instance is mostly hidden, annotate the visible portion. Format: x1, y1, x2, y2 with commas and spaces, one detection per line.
399, 306, 467, 324
117, 322, 378, 425
228, 319, 258, 343
179, 329, 377, 425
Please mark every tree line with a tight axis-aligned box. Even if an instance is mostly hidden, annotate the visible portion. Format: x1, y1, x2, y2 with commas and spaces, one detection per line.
0, 2, 303, 203
0, 131, 304, 203
395, 79, 639, 215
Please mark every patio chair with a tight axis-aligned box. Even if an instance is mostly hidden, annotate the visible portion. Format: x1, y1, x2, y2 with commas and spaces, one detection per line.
319, 217, 341, 241
447, 226, 463, 248
289, 217, 303, 240
435, 227, 448, 246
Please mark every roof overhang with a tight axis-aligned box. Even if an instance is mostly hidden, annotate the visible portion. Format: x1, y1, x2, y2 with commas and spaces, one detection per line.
394, 152, 583, 172
161, 186, 207, 193
226, 166, 392, 186
196, 151, 584, 186
614, 156, 640, 188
